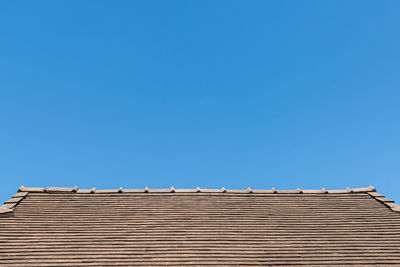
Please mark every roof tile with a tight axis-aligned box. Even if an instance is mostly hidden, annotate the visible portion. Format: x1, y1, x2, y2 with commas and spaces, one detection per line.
44, 187, 78, 193
327, 188, 352, 194
226, 189, 248, 194
0, 206, 13, 215
148, 189, 172, 193
252, 189, 275, 194
276, 189, 301, 194
375, 197, 395, 203
18, 186, 44, 193
173, 189, 198, 193
368, 192, 384, 197
1, 185, 400, 265
95, 189, 121, 194
4, 197, 23, 204
302, 188, 327, 194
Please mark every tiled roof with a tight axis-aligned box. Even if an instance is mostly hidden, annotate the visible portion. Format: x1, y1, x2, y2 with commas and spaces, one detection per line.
1, 185, 400, 266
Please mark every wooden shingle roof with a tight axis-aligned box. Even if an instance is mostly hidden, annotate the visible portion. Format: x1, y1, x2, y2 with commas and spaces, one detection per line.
1, 185, 400, 266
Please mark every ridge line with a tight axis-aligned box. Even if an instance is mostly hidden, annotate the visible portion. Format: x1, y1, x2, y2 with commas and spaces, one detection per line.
16, 185, 376, 194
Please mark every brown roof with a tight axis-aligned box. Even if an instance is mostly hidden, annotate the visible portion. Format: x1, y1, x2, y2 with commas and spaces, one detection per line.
1, 185, 400, 266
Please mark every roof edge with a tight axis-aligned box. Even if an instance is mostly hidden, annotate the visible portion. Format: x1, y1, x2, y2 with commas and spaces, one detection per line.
0, 191, 29, 216
367, 191, 400, 212
17, 185, 376, 194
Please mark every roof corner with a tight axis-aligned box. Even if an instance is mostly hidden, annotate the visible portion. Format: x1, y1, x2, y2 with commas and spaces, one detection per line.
1, 187, 30, 217
367, 187, 400, 213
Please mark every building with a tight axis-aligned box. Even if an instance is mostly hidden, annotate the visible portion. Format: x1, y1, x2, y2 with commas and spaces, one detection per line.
0, 185, 400, 266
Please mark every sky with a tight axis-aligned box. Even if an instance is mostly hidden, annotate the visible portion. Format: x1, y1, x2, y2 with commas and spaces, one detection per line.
1, 1, 400, 203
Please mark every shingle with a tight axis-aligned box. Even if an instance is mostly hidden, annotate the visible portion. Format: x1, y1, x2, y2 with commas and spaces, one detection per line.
1, 185, 400, 266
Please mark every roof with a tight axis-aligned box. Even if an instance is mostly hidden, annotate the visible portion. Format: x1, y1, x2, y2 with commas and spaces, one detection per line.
1, 185, 400, 266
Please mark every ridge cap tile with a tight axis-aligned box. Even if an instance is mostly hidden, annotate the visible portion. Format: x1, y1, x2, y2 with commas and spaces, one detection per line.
76, 189, 92, 194
173, 189, 198, 193
18, 186, 44, 193
302, 189, 326, 194
95, 189, 120, 194
327, 189, 350, 194
352, 186, 375, 193
226, 189, 248, 194
149, 189, 172, 193
251, 189, 274, 194
123, 189, 146, 193
199, 189, 220, 193
276, 189, 300, 194
45, 187, 78, 193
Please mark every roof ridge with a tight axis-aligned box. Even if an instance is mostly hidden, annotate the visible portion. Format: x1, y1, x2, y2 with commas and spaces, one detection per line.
16, 185, 376, 194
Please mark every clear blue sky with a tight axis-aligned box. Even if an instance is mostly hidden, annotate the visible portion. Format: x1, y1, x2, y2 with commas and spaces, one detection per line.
1, 1, 400, 202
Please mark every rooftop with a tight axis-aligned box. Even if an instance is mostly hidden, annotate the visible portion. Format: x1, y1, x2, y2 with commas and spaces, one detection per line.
1, 185, 400, 265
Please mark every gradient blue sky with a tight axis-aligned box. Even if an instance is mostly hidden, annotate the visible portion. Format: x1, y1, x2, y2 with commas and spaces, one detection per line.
1, 1, 400, 202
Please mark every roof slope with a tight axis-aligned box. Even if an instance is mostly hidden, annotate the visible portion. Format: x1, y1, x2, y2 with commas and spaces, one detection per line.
1, 186, 400, 266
